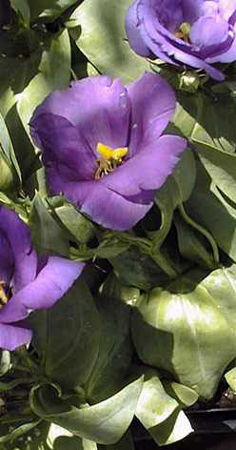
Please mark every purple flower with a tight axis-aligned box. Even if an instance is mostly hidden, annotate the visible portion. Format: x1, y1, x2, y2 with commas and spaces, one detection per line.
125, 0, 236, 81
30, 73, 186, 230
0, 205, 84, 351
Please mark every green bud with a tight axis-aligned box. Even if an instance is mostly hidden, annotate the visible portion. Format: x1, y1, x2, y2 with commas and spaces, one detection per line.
178, 71, 200, 93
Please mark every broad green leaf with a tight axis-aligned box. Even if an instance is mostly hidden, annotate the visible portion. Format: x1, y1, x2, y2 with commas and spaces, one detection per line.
17, 28, 71, 135
225, 367, 236, 392
54, 204, 95, 245
95, 238, 130, 259
29, 194, 70, 256
69, 0, 149, 83
132, 266, 236, 399
174, 211, 215, 269
175, 90, 236, 154
101, 273, 140, 308
47, 422, 73, 448
136, 370, 179, 429
186, 161, 236, 261
85, 281, 133, 403
0, 111, 21, 190
9, 0, 31, 26
196, 146, 236, 204
29, 279, 101, 392
151, 149, 196, 250
28, 0, 79, 20
30, 377, 143, 444
135, 368, 194, 446
151, 408, 193, 446
110, 246, 169, 290
164, 380, 198, 407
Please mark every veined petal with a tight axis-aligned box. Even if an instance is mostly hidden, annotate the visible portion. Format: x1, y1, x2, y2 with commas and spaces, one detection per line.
101, 135, 187, 196
30, 77, 131, 153
0, 323, 32, 351
190, 15, 229, 48
126, 73, 176, 156
125, 0, 153, 57
0, 258, 85, 323
42, 171, 152, 230
31, 114, 96, 181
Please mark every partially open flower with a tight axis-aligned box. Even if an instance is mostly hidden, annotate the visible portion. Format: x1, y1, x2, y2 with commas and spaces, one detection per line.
0, 206, 84, 350
125, 0, 236, 80
30, 73, 186, 230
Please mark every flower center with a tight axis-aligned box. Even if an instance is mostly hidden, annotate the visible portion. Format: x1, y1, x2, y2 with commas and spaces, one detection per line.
174, 22, 191, 43
0, 281, 9, 309
94, 142, 128, 180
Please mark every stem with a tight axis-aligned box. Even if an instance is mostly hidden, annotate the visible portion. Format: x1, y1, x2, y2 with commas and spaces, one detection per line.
178, 203, 219, 265
150, 250, 178, 279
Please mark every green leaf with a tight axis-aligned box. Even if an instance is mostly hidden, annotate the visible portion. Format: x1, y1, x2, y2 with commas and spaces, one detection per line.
136, 370, 179, 429
110, 246, 169, 290
29, 194, 70, 256
54, 203, 95, 245
174, 91, 236, 154
135, 368, 194, 446
17, 29, 71, 136
85, 281, 133, 403
69, 0, 149, 83
151, 149, 196, 249
0, 351, 11, 377
132, 266, 236, 399
150, 408, 193, 446
29, 279, 101, 392
28, 0, 78, 20
100, 273, 140, 308
174, 211, 215, 269
185, 160, 236, 261
30, 377, 143, 445
225, 367, 236, 392
0, 111, 21, 190
9, 0, 31, 26
196, 146, 236, 204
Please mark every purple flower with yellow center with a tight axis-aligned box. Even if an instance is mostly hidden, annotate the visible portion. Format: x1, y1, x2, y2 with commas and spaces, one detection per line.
125, 0, 236, 81
0, 205, 84, 350
30, 73, 186, 230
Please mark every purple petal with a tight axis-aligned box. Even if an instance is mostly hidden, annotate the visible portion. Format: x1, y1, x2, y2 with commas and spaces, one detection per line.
126, 73, 176, 156
190, 15, 229, 49
127, 0, 226, 80
80, 184, 153, 230
125, 0, 153, 57
0, 233, 14, 287
0, 258, 85, 323
0, 206, 37, 291
182, 0, 204, 23
101, 135, 187, 196
0, 323, 32, 351
42, 171, 152, 230
31, 114, 96, 181
219, 0, 236, 21
30, 77, 131, 153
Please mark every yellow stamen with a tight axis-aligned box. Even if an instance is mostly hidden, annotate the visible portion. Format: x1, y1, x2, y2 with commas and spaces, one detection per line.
95, 142, 128, 180
175, 22, 191, 43
0, 281, 8, 307
97, 142, 128, 162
